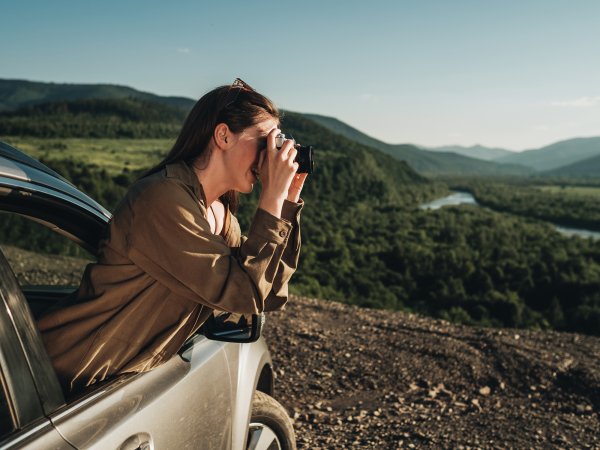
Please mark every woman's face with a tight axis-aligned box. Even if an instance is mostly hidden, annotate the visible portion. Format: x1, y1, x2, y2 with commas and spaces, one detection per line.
226, 117, 278, 193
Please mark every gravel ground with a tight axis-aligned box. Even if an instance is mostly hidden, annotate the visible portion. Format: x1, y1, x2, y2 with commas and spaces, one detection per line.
264, 295, 600, 449
2, 244, 90, 286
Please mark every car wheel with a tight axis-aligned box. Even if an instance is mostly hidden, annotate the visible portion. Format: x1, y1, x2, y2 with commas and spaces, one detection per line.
247, 391, 296, 450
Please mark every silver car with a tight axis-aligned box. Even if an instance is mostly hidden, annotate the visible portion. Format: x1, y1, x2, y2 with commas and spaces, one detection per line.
0, 141, 296, 450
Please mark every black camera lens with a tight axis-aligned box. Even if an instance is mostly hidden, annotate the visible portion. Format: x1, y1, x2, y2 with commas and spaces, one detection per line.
295, 145, 314, 174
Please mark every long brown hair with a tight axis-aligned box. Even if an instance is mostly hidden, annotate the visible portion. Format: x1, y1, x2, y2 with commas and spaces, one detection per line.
144, 81, 280, 212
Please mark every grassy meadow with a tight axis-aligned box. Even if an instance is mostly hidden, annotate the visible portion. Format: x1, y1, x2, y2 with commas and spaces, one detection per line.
537, 185, 600, 198
3, 137, 173, 175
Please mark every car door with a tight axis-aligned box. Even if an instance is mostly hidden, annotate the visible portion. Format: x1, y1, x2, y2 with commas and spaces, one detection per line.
0, 238, 236, 450
49, 337, 235, 450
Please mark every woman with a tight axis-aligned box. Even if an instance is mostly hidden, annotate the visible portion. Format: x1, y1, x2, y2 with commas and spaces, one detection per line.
39, 79, 306, 394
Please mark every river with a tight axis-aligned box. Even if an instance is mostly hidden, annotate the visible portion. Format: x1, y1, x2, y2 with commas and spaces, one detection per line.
420, 191, 600, 240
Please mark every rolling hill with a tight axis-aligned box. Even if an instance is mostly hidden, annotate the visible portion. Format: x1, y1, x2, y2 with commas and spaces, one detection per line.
3, 78, 599, 178
497, 137, 600, 172
0, 93, 445, 213
302, 113, 531, 176
0, 79, 533, 177
0, 79, 194, 112
0, 97, 187, 138
542, 152, 600, 178
424, 144, 514, 161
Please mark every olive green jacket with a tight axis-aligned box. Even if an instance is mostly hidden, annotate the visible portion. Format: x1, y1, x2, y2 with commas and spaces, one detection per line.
39, 161, 302, 393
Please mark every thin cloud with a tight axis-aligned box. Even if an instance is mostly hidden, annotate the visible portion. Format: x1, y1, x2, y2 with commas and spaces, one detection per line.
550, 96, 600, 107
359, 94, 379, 103
533, 124, 550, 132
177, 48, 191, 54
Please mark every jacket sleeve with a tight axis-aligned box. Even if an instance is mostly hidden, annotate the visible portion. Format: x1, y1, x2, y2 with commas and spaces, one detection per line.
262, 199, 303, 311
125, 180, 293, 315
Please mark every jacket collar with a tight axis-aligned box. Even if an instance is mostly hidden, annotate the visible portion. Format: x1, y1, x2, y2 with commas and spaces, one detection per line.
165, 161, 206, 205
164, 161, 232, 239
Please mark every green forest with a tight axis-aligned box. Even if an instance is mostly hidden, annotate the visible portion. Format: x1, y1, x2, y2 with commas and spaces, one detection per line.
450, 178, 600, 232
1, 98, 599, 337
0, 98, 185, 138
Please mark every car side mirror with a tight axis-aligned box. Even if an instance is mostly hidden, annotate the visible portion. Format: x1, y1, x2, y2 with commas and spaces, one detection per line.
202, 312, 265, 343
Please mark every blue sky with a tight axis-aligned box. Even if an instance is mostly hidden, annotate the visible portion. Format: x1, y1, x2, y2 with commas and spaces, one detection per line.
2, 0, 600, 150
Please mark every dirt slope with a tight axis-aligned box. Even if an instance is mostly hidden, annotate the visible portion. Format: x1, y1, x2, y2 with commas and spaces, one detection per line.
264, 295, 600, 449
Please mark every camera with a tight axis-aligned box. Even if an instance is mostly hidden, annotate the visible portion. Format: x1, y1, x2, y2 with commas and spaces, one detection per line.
275, 133, 314, 174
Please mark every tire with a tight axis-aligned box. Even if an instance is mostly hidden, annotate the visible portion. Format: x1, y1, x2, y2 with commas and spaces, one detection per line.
247, 391, 296, 450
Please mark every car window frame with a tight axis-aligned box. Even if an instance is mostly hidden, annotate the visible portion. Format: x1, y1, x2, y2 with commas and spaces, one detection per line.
0, 178, 108, 257
0, 249, 58, 427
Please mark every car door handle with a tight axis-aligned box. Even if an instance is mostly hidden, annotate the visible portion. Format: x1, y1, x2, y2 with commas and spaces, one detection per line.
118, 433, 153, 450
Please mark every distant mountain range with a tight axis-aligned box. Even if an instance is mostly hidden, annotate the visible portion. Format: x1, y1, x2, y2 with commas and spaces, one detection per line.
423, 144, 514, 161
423, 139, 600, 177
1, 78, 598, 178
302, 114, 531, 176
496, 137, 600, 172
542, 152, 600, 178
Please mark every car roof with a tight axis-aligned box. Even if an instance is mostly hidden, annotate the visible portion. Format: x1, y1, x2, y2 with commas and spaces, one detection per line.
0, 141, 111, 220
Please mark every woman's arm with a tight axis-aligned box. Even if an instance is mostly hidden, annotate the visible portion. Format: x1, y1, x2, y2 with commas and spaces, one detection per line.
262, 199, 303, 311
125, 179, 295, 315
259, 172, 307, 309
233, 199, 303, 311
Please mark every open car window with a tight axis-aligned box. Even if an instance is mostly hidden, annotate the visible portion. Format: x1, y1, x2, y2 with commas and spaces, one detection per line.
0, 211, 94, 319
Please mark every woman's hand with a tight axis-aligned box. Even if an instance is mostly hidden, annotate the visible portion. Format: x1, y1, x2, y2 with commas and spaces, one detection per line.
287, 173, 307, 203
257, 129, 300, 218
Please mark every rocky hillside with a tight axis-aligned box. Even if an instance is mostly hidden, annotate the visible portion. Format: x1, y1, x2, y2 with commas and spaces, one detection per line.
264, 295, 599, 449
